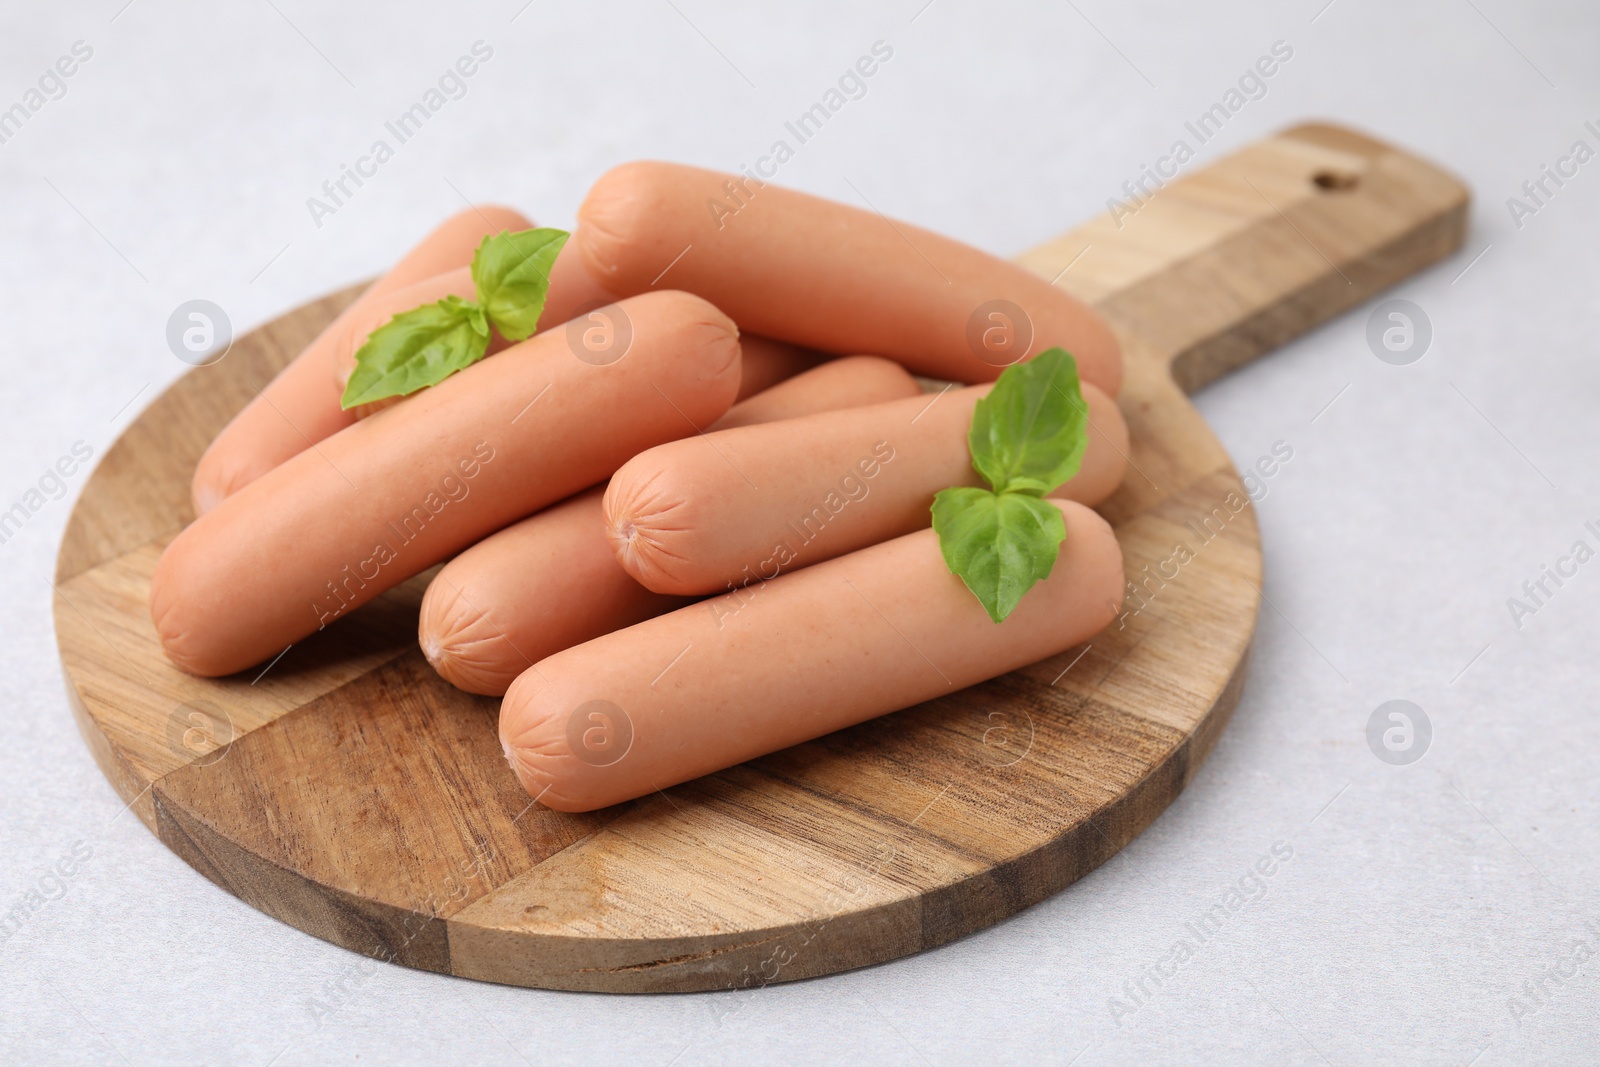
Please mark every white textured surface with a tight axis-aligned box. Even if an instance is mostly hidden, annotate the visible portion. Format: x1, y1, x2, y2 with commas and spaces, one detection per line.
2, 1, 1597, 1064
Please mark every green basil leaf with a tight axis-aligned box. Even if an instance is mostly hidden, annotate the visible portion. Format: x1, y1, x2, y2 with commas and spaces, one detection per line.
931, 487, 1067, 623
340, 295, 491, 409
968, 347, 1088, 496
471, 227, 570, 342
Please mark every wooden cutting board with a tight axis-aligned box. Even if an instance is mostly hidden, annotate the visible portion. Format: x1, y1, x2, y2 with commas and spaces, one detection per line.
54, 124, 1466, 993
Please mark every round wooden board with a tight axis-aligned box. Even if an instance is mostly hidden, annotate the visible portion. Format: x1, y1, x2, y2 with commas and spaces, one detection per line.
55, 125, 1466, 992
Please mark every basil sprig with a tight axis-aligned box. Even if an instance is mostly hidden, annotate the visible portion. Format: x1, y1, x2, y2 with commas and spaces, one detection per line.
341, 227, 568, 409
931, 348, 1090, 623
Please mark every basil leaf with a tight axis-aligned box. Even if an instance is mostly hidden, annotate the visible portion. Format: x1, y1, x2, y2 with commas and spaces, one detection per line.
340, 295, 491, 409
968, 347, 1088, 496
471, 227, 569, 342
931, 487, 1067, 623
932, 349, 1094, 622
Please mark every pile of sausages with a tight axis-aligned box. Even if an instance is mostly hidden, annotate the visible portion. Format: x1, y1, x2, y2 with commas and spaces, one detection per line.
152, 163, 1130, 812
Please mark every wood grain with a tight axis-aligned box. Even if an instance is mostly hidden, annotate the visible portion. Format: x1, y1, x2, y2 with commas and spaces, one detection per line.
54, 123, 1467, 991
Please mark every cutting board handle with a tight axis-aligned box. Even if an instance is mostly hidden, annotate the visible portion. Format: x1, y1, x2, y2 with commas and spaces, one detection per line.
1017, 122, 1470, 393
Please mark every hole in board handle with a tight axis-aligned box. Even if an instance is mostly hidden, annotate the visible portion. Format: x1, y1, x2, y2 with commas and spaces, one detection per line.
1312, 170, 1359, 191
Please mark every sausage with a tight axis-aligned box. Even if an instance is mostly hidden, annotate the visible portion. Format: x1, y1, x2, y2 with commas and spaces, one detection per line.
709, 354, 920, 430
191, 205, 533, 514
499, 499, 1125, 812
152, 290, 741, 677
603, 380, 1128, 596
421, 488, 686, 697
729, 335, 824, 402
574, 161, 1122, 393
713, 355, 918, 430
419, 356, 924, 695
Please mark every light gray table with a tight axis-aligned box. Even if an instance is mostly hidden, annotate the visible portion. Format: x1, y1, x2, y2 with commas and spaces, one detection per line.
2, 1, 1595, 1063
